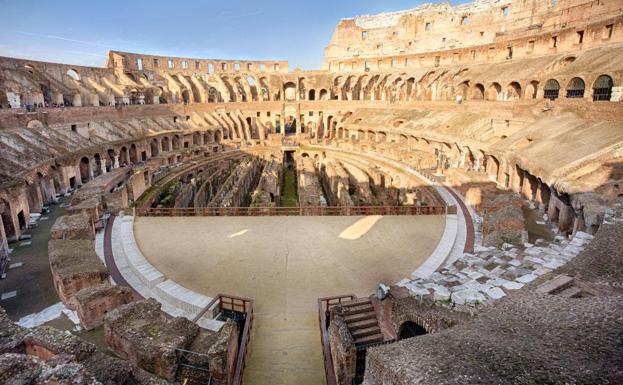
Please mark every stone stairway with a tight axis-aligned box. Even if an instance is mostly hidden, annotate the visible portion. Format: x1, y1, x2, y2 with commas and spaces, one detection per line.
341, 298, 384, 345
536, 274, 584, 298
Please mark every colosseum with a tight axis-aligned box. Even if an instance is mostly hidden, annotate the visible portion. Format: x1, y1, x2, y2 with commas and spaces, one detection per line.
0, 0, 622, 384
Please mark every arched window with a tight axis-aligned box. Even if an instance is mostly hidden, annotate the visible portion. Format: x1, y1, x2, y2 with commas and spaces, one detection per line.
544, 79, 560, 100
566, 77, 585, 98
593, 75, 613, 101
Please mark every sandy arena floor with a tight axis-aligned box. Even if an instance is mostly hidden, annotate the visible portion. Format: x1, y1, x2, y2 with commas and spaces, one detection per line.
134, 215, 445, 385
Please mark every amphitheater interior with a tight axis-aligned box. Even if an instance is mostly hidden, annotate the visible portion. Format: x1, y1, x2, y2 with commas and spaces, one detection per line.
1, 0, 623, 384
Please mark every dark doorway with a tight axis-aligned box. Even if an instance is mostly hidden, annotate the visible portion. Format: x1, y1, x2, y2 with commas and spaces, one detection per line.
398, 321, 427, 339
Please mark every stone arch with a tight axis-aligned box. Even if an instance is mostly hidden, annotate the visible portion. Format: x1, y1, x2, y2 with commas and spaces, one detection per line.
565, 77, 585, 98
173, 135, 181, 149
471, 83, 485, 100
129, 144, 138, 163
319, 89, 328, 101
506, 82, 521, 100
161, 137, 171, 152
456, 80, 469, 100
181, 89, 191, 104
79, 157, 91, 184
593, 74, 614, 101
0, 199, 17, 241
283, 82, 297, 101
185, 76, 202, 103
544, 79, 560, 100
487, 82, 502, 101
119, 146, 129, 165
26, 120, 44, 129
66, 69, 80, 81
93, 153, 103, 177
106, 149, 116, 171
308, 89, 316, 101
150, 138, 159, 156
525, 81, 539, 99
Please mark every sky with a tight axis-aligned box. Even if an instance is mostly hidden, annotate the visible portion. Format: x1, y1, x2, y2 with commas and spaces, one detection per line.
0, 0, 470, 70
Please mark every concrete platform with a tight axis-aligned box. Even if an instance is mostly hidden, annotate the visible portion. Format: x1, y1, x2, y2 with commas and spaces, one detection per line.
133, 214, 445, 385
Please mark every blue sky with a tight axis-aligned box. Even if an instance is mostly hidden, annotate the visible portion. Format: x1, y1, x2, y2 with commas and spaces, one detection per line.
0, 0, 469, 70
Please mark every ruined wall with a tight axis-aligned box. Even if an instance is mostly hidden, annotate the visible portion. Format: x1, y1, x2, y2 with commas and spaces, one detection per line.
324, 0, 623, 71
48, 239, 109, 306
328, 314, 356, 385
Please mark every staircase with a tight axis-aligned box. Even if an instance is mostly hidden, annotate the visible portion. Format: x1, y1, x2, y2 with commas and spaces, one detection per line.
341, 297, 384, 345
536, 274, 584, 298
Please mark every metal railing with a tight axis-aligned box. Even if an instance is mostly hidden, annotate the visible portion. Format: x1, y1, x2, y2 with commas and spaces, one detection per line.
317, 294, 357, 385
136, 205, 447, 217
193, 294, 254, 385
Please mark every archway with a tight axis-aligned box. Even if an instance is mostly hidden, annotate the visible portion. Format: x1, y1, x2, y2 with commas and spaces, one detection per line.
162, 136, 172, 151
506, 82, 521, 100
119, 146, 129, 165
150, 139, 159, 156
471, 83, 485, 100
79, 157, 91, 184
283, 82, 296, 101
593, 75, 613, 101
66, 69, 80, 81
566, 77, 585, 98
319, 89, 328, 101
526, 81, 539, 99
544, 79, 560, 100
308, 89, 316, 101
398, 321, 428, 339
129, 144, 138, 163
487, 83, 502, 101
181, 90, 191, 104
1, 200, 17, 241
93, 153, 103, 177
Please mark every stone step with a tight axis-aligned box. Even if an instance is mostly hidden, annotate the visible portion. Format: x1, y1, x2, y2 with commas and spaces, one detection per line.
559, 286, 583, 298
347, 317, 379, 331
342, 304, 374, 316
535, 274, 574, 294
354, 333, 384, 346
352, 326, 381, 339
344, 311, 376, 324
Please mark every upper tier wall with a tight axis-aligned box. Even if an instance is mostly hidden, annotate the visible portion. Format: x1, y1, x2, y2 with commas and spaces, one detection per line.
324, 0, 623, 71
107, 51, 288, 74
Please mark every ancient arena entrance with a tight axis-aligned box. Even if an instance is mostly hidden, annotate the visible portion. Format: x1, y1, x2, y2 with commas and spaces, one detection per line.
134, 215, 445, 385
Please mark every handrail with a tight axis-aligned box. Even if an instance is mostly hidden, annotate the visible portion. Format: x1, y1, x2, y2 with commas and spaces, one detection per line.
136, 205, 447, 217
318, 294, 357, 385
193, 293, 254, 385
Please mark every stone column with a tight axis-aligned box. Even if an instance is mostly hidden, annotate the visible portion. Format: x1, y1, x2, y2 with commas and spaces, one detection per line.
114, 156, 120, 169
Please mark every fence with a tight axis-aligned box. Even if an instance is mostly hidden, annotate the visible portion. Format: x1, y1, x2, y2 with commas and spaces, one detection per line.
193, 294, 254, 385
136, 205, 447, 217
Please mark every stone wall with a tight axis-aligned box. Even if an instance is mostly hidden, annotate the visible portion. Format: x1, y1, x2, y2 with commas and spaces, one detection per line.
48, 239, 109, 306
328, 313, 356, 385
70, 284, 135, 330
482, 193, 527, 247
